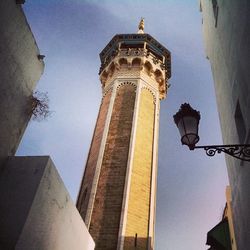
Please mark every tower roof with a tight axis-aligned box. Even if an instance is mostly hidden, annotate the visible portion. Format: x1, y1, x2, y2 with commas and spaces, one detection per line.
99, 33, 171, 79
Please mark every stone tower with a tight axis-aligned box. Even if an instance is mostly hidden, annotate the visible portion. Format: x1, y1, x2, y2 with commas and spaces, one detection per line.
77, 20, 171, 250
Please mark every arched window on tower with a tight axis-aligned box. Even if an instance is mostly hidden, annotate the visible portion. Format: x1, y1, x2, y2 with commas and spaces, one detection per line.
132, 58, 141, 67
144, 61, 153, 76
119, 58, 128, 67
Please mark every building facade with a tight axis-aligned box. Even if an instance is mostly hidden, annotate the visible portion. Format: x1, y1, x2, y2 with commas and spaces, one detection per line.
77, 22, 171, 250
0, 0, 44, 169
0, 156, 95, 250
206, 186, 237, 250
0, 2, 95, 249
200, 1, 250, 249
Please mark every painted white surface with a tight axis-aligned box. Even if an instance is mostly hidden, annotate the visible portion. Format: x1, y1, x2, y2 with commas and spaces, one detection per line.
201, 1, 250, 249
0, 156, 95, 250
0, 0, 44, 168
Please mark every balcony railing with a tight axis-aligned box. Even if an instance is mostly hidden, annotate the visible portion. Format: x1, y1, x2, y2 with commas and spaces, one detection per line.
99, 48, 166, 74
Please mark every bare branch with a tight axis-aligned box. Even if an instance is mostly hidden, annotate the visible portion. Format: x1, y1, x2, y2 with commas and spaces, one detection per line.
30, 91, 52, 122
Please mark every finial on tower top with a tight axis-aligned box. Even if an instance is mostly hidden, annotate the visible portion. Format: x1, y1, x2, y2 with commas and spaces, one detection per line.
138, 18, 145, 34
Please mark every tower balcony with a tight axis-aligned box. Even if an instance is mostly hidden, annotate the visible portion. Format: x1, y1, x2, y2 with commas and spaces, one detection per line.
99, 47, 169, 99
98, 33, 171, 99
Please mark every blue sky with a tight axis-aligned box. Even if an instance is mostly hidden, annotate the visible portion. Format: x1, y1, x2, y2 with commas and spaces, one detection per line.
17, 1, 229, 249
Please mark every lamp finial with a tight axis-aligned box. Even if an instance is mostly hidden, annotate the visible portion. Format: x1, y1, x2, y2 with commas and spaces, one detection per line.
138, 17, 145, 34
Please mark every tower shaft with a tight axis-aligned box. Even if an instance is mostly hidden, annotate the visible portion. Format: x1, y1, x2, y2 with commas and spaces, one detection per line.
77, 33, 171, 250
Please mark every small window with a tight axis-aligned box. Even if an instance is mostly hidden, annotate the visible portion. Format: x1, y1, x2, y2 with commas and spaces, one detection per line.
212, 0, 219, 27
235, 101, 246, 143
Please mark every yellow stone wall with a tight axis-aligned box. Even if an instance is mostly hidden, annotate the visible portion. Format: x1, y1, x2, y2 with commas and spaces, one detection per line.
124, 88, 155, 249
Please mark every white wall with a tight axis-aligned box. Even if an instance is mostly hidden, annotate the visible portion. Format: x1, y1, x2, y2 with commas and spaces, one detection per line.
201, 1, 250, 249
0, 0, 44, 168
0, 156, 95, 250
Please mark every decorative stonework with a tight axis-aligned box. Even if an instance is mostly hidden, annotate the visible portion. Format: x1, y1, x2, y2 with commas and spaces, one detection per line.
99, 33, 171, 79
116, 81, 137, 91
99, 48, 168, 99
102, 84, 113, 98
141, 86, 157, 104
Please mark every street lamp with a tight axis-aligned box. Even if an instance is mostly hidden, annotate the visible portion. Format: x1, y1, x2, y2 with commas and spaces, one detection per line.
173, 103, 250, 161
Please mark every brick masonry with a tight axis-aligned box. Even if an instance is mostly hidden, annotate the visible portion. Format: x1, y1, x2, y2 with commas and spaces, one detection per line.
77, 90, 112, 220
89, 84, 136, 249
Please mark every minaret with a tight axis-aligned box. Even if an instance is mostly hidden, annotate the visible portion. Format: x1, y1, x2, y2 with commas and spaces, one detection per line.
77, 20, 171, 250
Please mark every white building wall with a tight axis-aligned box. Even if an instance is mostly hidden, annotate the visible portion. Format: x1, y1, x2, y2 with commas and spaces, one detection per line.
0, 0, 44, 168
0, 156, 95, 250
200, 1, 250, 249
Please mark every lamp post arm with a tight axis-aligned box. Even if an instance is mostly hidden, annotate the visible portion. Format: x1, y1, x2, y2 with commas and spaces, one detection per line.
193, 144, 250, 162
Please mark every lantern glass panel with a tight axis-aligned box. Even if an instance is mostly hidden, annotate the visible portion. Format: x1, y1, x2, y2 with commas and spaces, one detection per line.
178, 116, 199, 147
177, 118, 186, 138
183, 116, 198, 135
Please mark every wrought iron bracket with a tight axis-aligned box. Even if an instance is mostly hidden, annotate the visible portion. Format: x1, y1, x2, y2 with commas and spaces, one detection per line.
193, 144, 250, 161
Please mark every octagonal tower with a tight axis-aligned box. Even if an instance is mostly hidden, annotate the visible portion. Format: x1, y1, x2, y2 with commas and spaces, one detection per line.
77, 20, 171, 250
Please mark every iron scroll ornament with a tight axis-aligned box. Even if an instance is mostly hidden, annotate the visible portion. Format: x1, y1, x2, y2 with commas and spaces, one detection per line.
194, 144, 250, 161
